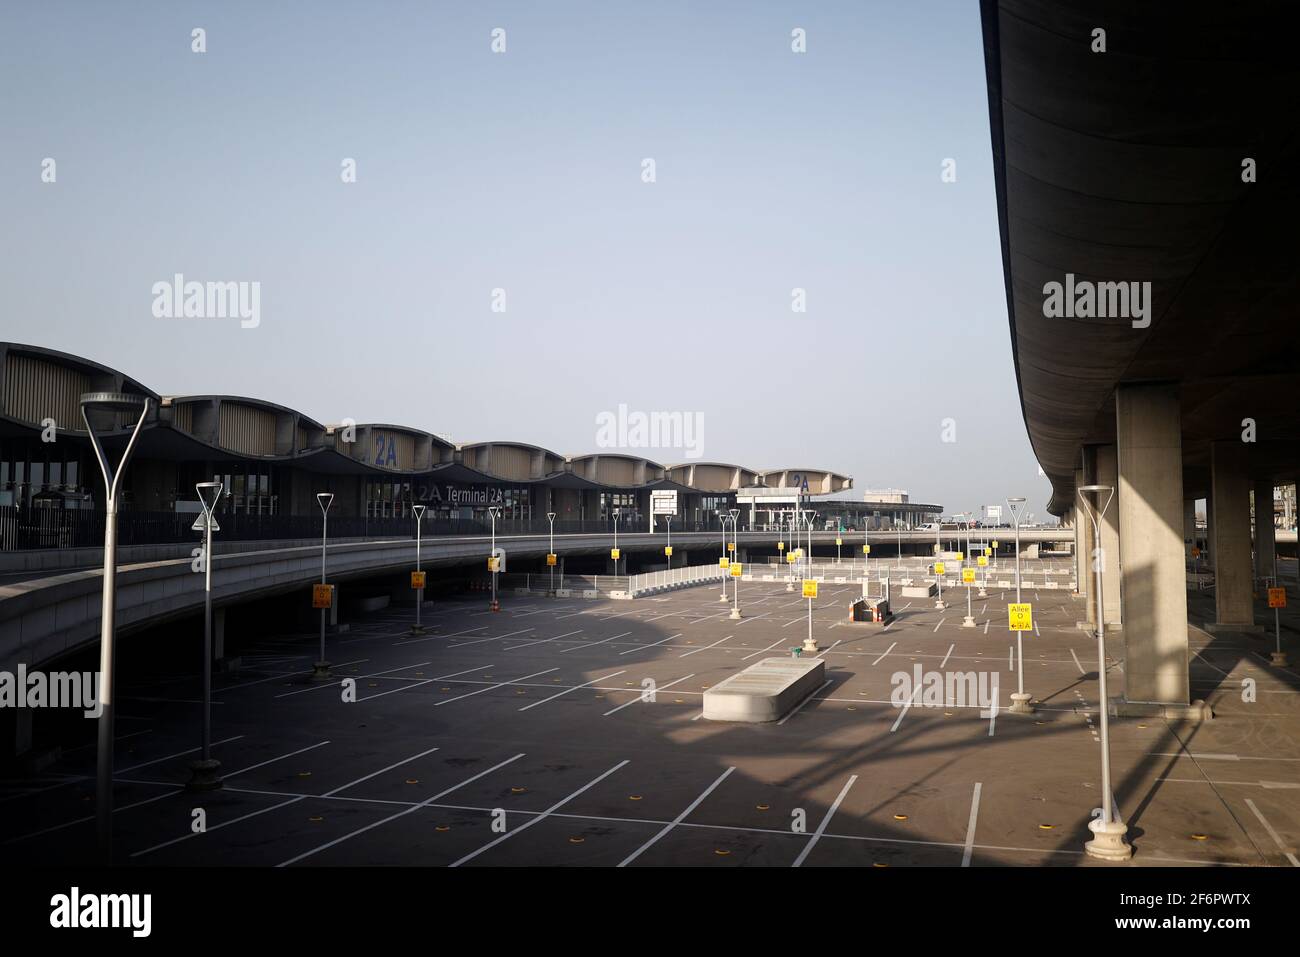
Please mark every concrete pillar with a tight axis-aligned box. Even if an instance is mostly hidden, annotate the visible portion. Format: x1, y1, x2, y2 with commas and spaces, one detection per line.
1071, 494, 1085, 594
1254, 479, 1276, 583
1083, 445, 1122, 625
1115, 383, 1189, 705
1210, 442, 1258, 630
1204, 494, 1214, 566
1183, 499, 1197, 560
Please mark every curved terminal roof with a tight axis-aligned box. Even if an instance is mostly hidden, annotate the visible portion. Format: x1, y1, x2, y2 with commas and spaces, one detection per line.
0, 341, 856, 492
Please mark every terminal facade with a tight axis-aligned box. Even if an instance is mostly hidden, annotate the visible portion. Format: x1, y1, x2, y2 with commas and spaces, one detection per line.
0, 342, 856, 545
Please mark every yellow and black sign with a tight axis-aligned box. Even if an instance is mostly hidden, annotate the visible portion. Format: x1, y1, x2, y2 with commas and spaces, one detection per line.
1009, 603, 1033, 631
719, 556, 730, 568
802, 579, 818, 599
962, 568, 976, 584
410, 571, 426, 590
664, 546, 673, 557
934, 562, 946, 575
862, 544, 871, 554
977, 555, 988, 567
312, 583, 334, 609
730, 562, 743, 578
777, 541, 785, 551
835, 537, 842, 546
1268, 587, 1287, 609
992, 540, 1000, 549
727, 542, 735, 553
488, 556, 500, 572
610, 548, 620, 561
546, 553, 557, 567
785, 552, 797, 564
955, 551, 964, 561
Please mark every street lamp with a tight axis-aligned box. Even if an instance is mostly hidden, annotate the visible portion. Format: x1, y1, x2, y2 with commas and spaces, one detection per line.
612, 507, 621, 576
1077, 484, 1132, 861
728, 507, 742, 619
411, 504, 426, 634
188, 480, 224, 792
1005, 496, 1032, 714
718, 509, 730, 601
81, 391, 150, 862
546, 511, 557, 595
488, 505, 502, 611
664, 514, 673, 571
313, 492, 334, 680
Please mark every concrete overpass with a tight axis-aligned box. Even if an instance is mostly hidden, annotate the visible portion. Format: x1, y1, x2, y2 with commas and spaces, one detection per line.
982, 0, 1299, 711
0, 527, 1071, 673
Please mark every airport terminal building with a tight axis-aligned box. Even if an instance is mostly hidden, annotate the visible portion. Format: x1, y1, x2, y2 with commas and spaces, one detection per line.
0, 343, 860, 547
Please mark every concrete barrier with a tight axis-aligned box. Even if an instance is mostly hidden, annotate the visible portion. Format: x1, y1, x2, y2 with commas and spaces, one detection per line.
702, 657, 826, 723
901, 583, 936, 598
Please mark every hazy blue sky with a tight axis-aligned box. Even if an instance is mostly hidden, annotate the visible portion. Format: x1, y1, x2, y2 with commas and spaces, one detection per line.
2, 1, 1055, 519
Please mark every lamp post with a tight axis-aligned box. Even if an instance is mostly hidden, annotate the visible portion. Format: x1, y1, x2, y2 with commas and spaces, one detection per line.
546, 511, 557, 595
728, 507, 742, 619
312, 492, 334, 680
81, 391, 150, 862
188, 480, 224, 791
664, 514, 673, 571
1077, 484, 1132, 861
718, 509, 730, 601
488, 505, 502, 611
612, 507, 621, 576
1006, 496, 1032, 714
411, 504, 426, 634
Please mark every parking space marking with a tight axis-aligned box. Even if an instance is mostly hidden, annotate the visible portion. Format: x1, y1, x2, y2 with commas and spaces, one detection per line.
940, 644, 955, 668
872, 642, 897, 666
280, 752, 527, 867
560, 631, 631, 653
398, 626, 487, 645
358, 664, 493, 702
518, 671, 626, 712
275, 662, 431, 699
792, 775, 857, 867
603, 674, 696, 716
619, 767, 736, 867
435, 668, 558, 707
503, 629, 583, 651
680, 635, 733, 658
1244, 798, 1300, 867
447, 628, 535, 648
777, 680, 833, 725
449, 760, 629, 867
961, 782, 982, 867
619, 633, 683, 656
118, 735, 245, 773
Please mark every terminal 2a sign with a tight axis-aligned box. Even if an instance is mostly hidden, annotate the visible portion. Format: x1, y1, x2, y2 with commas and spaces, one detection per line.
414, 483, 507, 507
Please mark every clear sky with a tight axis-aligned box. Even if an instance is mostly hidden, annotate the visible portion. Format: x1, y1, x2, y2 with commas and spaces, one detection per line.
1, 0, 1055, 520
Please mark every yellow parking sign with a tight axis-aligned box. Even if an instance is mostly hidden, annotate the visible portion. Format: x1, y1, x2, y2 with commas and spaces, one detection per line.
610, 548, 620, 561
727, 542, 735, 553
977, 555, 988, 567
802, 579, 818, 599
410, 570, 426, 590
962, 568, 975, 584
664, 546, 673, 557
955, 551, 964, 561
730, 562, 743, 577
934, 562, 946, 575
786, 552, 797, 564
862, 544, 870, 554
778, 541, 785, 551
992, 540, 1000, 549
1009, 603, 1033, 631
719, 556, 730, 568
546, 553, 557, 566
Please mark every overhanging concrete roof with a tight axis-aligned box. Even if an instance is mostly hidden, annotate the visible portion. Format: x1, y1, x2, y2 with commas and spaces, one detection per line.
982, 0, 1300, 514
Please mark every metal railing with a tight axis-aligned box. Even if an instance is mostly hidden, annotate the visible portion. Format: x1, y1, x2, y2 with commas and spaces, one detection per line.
628, 563, 725, 597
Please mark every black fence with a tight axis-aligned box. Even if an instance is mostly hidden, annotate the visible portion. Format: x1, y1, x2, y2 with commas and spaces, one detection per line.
0, 505, 725, 552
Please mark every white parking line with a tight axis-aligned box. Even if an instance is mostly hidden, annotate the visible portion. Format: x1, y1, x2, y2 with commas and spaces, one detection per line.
503, 629, 583, 651
435, 668, 558, 707
940, 644, 955, 668
118, 735, 245, 773
792, 775, 857, 867
449, 760, 629, 867
447, 628, 535, 648
398, 626, 487, 645
961, 782, 982, 867
619, 767, 736, 867
741, 636, 790, 661
618, 633, 683, 656
1245, 798, 1300, 867
680, 635, 733, 658
279, 753, 528, 867
872, 642, 897, 666
933, 619, 946, 633
217, 660, 369, 693
357, 665, 493, 702
518, 671, 625, 712
1070, 648, 1086, 675
275, 662, 432, 699
890, 686, 920, 733
603, 674, 696, 716
560, 631, 630, 653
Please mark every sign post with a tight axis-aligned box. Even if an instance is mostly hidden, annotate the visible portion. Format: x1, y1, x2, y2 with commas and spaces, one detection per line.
1269, 586, 1289, 665
312, 492, 334, 681
411, 504, 427, 635
933, 561, 946, 609
1006, 497, 1031, 715
802, 578, 819, 652
962, 567, 977, 627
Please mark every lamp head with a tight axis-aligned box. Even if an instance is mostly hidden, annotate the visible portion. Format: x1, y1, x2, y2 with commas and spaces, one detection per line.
412, 504, 426, 519
196, 481, 223, 514
316, 492, 334, 514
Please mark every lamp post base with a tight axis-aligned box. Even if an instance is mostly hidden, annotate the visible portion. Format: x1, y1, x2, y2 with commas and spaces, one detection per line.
409, 625, 426, 635
1084, 817, 1133, 861
962, 615, 977, 628
721, 591, 731, 601
802, 637, 819, 653
1009, 692, 1034, 714
729, 607, 743, 620
934, 600, 946, 610
785, 582, 794, 592
1271, 651, 1290, 666
310, 661, 332, 681
185, 758, 224, 792
977, 588, 987, 598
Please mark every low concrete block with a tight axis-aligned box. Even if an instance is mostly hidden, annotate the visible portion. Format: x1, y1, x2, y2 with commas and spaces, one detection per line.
582, 589, 599, 599
554, 589, 572, 598
703, 657, 826, 723
901, 583, 936, 598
